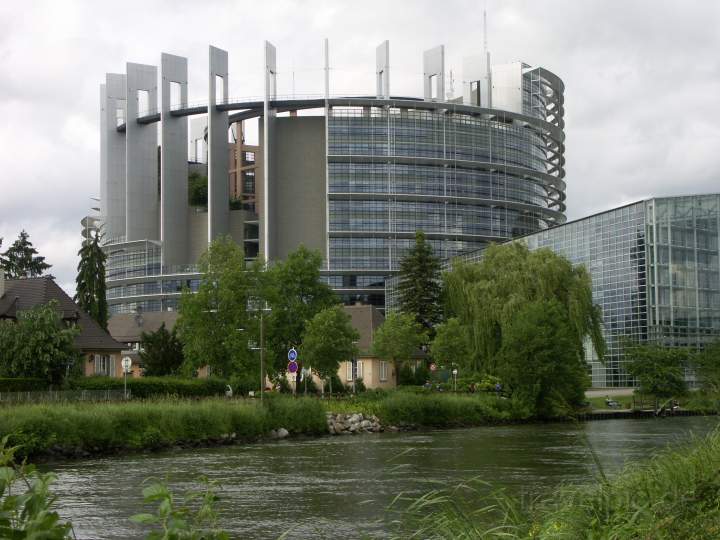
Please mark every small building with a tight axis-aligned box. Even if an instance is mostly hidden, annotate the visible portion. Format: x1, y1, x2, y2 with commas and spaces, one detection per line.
0, 276, 125, 377
337, 304, 395, 390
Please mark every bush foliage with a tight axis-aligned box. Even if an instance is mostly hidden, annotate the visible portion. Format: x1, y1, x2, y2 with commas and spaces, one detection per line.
68, 376, 229, 398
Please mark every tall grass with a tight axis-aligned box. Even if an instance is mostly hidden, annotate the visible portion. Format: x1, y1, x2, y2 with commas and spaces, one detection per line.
0, 397, 327, 460
390, 428, 720, 539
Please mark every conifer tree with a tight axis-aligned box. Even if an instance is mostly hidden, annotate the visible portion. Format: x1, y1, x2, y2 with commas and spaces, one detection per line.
397, 231, 443, 333
1, 230, 51, 278
74, 231, 108, 330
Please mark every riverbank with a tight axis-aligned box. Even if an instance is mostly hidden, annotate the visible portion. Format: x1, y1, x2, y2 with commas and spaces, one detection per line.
0, 392, 531, 460
2, 391, 713, 461
391, 426, 720, 539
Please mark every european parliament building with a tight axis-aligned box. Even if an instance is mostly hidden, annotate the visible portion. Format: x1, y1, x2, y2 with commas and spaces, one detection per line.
387, 194, 720, 387
89, 40, 566, 315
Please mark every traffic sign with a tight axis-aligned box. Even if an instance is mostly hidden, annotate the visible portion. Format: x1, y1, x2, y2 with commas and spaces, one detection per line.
287, 360, 299, 374
121, 357, 132, 373
288, 347, 298, 361
429, 362, 437, 372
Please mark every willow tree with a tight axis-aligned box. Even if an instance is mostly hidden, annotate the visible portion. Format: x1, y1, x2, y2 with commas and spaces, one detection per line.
443, 243, 605, 375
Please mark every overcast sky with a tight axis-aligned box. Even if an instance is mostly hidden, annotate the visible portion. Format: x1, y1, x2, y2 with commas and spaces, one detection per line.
1, 0, 719, 295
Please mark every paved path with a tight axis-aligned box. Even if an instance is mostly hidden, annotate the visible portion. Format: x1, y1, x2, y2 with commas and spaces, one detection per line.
586, 388, 636, 398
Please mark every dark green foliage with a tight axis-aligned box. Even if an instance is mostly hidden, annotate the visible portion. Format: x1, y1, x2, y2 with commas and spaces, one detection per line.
376, 392, 531, 427
0, 230, 51, 278
691, 340, 720, 394
0, 436, 74, 538
625, 342, 689, 400
322, 373, 347, 395
498, 300, 589, 417
140, 323, 184, 376
68, 376, 228, 398
263, 245, 337, 376
0, 397, 328, 460
372, 312, 427, 384
188, 171, 208, 206
301, 305, 359, 384
444, 243, 605, 375
228, 370, 261, 396
74, 230, 108, 330
431, 317, 472, 369
413, 364, 431, 386
397, 231, 442, 333
397, 363, 416, 386
0, 378, 48, 391
229, 198, 243, 210
177, 237, 263, 378
0, 301, 79, 384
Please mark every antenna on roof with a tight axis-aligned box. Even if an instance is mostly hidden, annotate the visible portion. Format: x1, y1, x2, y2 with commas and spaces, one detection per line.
483, 8, 488, 53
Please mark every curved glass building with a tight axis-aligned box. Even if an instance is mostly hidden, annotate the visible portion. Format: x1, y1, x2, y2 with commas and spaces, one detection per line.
92, 41, 565, 313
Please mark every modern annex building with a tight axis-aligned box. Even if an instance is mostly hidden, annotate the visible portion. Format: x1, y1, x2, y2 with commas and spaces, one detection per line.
91, 40, 566, 315
387, 194, 720, 387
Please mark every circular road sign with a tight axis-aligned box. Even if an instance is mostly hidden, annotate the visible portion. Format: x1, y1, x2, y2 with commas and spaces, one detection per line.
429, 363, 437, 372
288, 348, 298, 362
287, 360, 299, 374
121, 357, 132, 373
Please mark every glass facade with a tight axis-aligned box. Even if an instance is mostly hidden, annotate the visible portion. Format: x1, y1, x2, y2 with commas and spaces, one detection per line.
387, 194, 720, 387
327, 98, 566, 306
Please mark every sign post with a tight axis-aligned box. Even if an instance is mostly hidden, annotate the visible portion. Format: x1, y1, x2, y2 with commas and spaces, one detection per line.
287, 347, 299, 394
121, 357, 132, 400
452, 368, 458, 392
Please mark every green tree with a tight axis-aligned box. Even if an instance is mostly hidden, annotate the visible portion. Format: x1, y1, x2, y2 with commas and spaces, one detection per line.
625, 342, 689, 406
188, 171, 208, 206
498, 300, 589, 417
372, 311, 427, 385
692, 340, 720, 394
301, 306, 359, 390
140, 323, 185, 376
263, 245, 337, 377
176, 237, 262, 378
397, 231, 442, 333
431, 317, 472, 370
1, 230, 51, 278
0, 301, 79, 384
74, 231, 108, 330
443, 243, 605, 374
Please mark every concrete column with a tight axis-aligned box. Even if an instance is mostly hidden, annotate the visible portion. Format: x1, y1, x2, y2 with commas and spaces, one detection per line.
208, 46, 229, 242
126, 63, 159, 241
262, 40, 277, 260
423, 45, 445, 101
101, 74, 127, 242
160, 53, 189, 267
376, 40, 390, 99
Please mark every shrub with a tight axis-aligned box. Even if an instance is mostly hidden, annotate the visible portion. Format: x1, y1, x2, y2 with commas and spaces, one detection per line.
398, 363, 416, 386
0, 377, 49, 392
68, 376, 228, 398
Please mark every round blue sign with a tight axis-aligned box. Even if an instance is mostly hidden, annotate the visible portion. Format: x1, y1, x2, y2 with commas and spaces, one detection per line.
288, 348, 298, 361
287, 360, 299, 374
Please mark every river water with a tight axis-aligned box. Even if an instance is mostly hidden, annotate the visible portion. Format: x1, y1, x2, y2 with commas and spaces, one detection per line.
48, 416, 718, 539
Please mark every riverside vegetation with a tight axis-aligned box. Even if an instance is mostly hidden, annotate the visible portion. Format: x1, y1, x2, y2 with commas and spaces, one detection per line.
0, 391, 533, 460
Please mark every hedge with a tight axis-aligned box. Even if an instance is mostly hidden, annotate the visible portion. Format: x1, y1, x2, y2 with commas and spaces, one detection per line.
68, 376, 229, 398
0, 378, 49, 392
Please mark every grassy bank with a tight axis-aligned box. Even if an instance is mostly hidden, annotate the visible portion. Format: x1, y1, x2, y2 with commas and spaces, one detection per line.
391, 428, 720, 539
0, 396, 327, 460
323, 390, 532, 426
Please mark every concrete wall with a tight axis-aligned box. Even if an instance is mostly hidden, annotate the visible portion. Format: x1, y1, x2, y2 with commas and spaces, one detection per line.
102, 74, 127, 241
491, 62, 523, 114
269, 116, 327, 260
188, 209, 209, 263
208, 46, 229, 242
126, 63, 159, 241
160, 53, 189, 266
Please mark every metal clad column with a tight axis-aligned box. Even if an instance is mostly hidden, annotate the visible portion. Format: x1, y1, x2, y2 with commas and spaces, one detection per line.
376, 40, 390, 98
263, 41, 277, 260
103, 74, 127, 242
160, 53, 189, 267
126, 63, 159, 241
208, 45, 229, 243
423, 45, 445, 100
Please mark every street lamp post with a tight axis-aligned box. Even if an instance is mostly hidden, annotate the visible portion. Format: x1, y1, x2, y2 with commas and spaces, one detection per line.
452, 367, 458, 392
